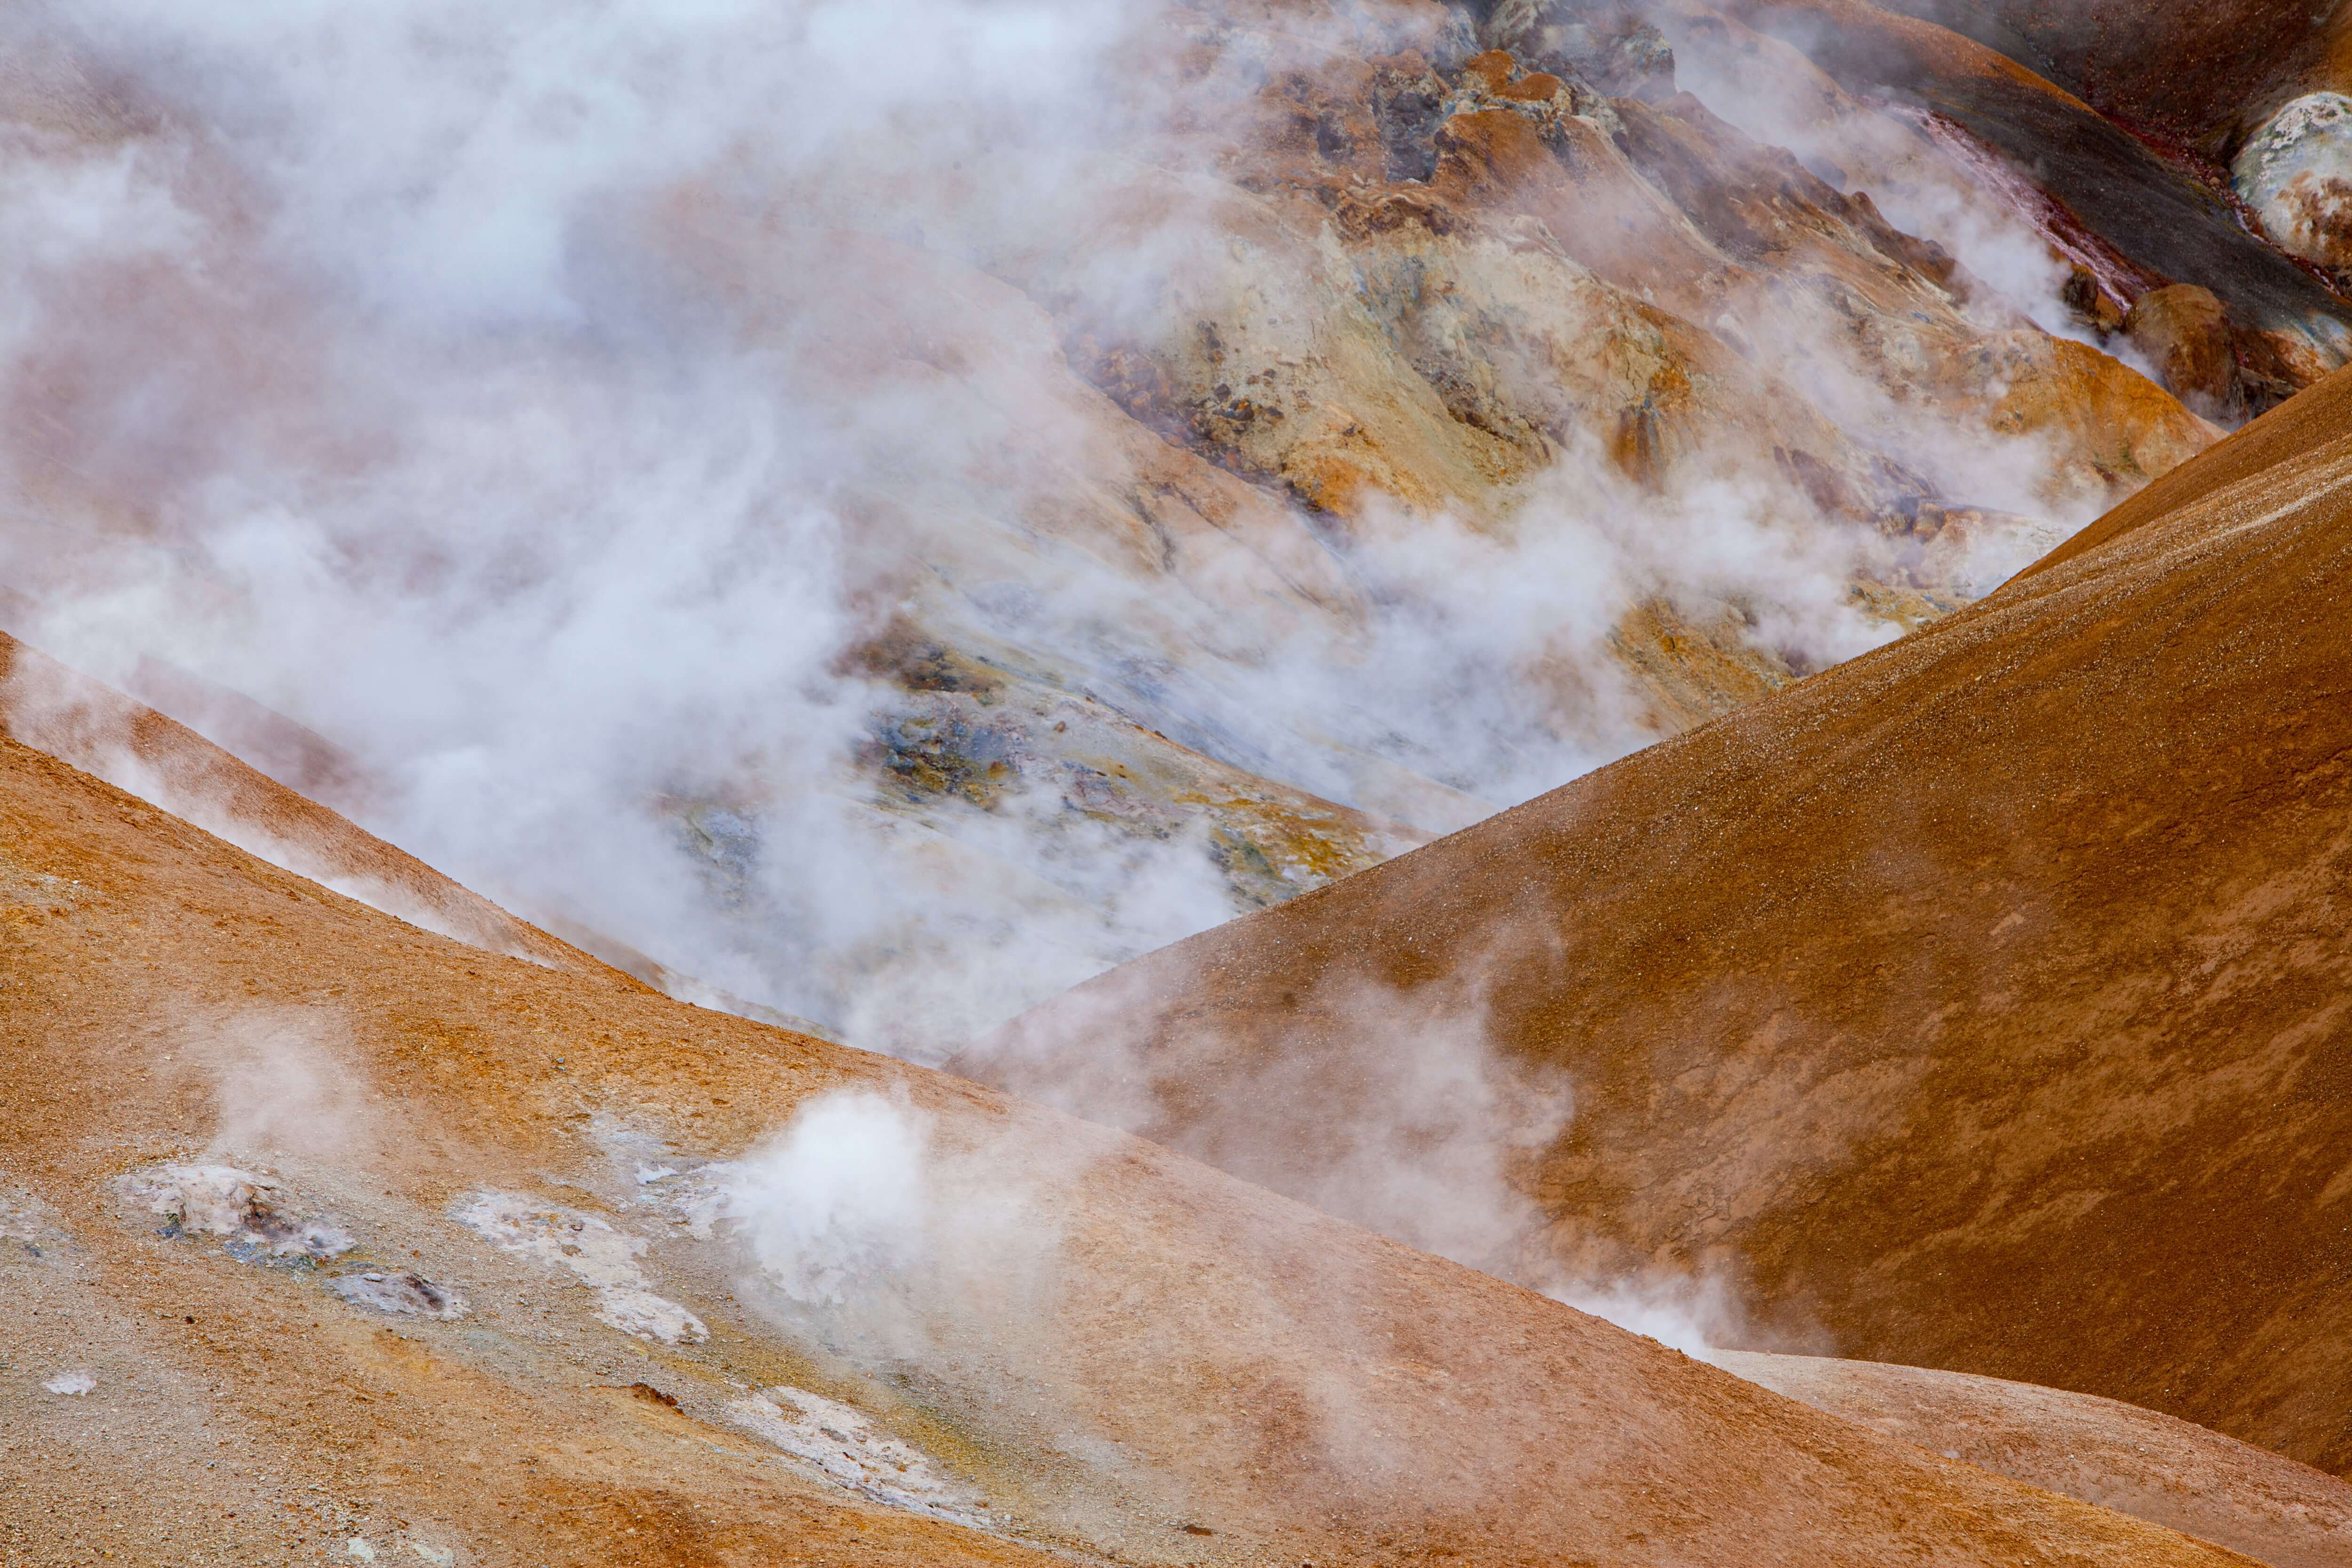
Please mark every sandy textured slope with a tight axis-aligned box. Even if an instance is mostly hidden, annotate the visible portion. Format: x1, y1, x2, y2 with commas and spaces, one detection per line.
967, 364, 2352, 1473
0, 630, 589, 974
1716, 1352, 2352, 1568
0, 682, 2254, 1566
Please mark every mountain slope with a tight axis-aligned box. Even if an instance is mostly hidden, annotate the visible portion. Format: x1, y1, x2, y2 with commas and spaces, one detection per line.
1864, 0, 2349, 151
965, 363, 2352, 1473
0, 629, 591, 974
1716, 1352, 2352, 1568
1715, 0, 2352, 385
0, 678, 2260, 1565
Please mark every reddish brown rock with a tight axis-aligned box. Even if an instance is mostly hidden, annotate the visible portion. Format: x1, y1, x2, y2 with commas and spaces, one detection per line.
2123, 283, 2243, 422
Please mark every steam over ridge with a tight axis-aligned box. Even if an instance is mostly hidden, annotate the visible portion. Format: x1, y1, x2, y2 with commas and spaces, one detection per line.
0, 0, 2271, 1061
8, 5, 2352, 1563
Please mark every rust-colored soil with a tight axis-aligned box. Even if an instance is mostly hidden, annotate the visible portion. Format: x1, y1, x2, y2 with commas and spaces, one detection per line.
0, 631, 591, 974
971, 364, 2352, 1475
1716, 1352, 2352, 1568
0, 645, 2252, 1565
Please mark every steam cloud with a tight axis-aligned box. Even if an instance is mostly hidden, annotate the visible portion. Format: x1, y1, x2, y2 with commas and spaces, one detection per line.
965, 950, 1751, 1353
0, 0, 2172, 1359
724, 1091, 935, 1310
0, 0, 2130, 1056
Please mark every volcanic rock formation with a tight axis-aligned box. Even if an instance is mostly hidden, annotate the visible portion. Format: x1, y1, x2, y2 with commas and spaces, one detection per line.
1674, 0, 2352, 411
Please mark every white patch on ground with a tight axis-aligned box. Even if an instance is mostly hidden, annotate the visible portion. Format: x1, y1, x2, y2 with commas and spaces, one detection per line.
407, 1544, 456, 1568
330, 1271, 469, 1321
726, 1385, 992, 1525
453, 1191, 707, 1343
591, 1286, 703, 1343
587, 1114, 704, 1203
43, 1370, 96, 1395
453, 1192, 646, 1285
0, 1190, 67, 1261
345, 1539, 378, 1562
119, 1163, 354, 1261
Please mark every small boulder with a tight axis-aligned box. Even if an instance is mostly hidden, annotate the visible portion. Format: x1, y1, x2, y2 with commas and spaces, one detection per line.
2062, 267, 2127, 336
2123, 284, 2241, 423
2233, 91, 2352, 275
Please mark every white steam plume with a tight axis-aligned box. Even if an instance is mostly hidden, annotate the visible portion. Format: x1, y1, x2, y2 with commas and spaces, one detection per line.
0, 0, 2150, 1064
963, 953, 1750, 1353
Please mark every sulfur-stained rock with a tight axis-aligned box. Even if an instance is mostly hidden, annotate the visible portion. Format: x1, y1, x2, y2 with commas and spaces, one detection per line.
2064, 266, 2129, 336
1476, 0, 1677, 101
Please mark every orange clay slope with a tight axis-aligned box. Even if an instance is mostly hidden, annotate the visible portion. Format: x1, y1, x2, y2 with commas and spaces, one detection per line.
964, 362, 2352, 1476
0, 658, 2249, 1567
0, 628, 592, 973
1712, 1352, 2352, 1568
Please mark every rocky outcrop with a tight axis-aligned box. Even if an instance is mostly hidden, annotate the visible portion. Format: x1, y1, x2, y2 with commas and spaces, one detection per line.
1471, 0, 1678, 100
2235, 92, 2352, 279
2122, 284, 2244, 423
1728, 0, 2352, 404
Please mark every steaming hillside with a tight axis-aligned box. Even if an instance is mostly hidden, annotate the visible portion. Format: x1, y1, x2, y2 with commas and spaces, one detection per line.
6, 0, 2339, 1048
964, 357, 2352, 1487
0, 665, 2273, 1566
12, 3, 2352, 1562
